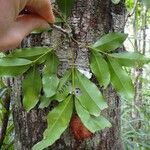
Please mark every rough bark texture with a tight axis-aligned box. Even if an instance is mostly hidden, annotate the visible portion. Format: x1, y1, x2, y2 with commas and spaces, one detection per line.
12, 0, 126, 150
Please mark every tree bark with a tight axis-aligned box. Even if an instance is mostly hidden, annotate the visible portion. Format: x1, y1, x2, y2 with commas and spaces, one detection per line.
12, 0, 126, 150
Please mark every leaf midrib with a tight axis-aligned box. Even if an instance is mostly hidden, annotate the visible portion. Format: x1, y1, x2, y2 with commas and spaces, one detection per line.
109, 58, 130, 96
76, 71, 100, 110
92, 52, 109, 85
44, 96, 71, 138
94, 36, 124, 49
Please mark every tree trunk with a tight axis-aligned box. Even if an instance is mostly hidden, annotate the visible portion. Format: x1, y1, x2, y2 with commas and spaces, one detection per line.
12, 0, 126, 150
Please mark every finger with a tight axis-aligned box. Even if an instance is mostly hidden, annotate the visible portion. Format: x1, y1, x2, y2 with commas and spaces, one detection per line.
14, 14, 50, 36
0, 14, 50, 51
26, 0, 55, 23
0, 0, 17, 36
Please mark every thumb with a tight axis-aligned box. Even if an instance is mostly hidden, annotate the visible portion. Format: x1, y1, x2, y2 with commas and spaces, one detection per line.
26, 0, 55, 24
0, 14, 50, 51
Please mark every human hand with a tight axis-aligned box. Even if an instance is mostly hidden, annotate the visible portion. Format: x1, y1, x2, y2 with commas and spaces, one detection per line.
0, 0, 55, 51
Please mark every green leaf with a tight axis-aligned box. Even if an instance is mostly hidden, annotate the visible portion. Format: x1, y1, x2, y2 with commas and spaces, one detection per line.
8, 47, 52, 60
0, 58, 32, 77
42, 53, 60, 98
0, 58, 31, 66
109, 52, 150, 67
108, 57, 134, 100
43, 53, 59, 75
39, 96, 54, 108
90, 51, 110, 88
56, 0, 74, 19
91, 32, 127, 52
42, 74, 59, 98
75, 69, 108, 116
23, 67, 42, 111
54, 70, 72, 102
32, 95, 73, 150
75, 99, 111, 133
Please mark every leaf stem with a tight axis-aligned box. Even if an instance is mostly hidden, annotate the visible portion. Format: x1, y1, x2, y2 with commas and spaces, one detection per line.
87, 46, 109, 55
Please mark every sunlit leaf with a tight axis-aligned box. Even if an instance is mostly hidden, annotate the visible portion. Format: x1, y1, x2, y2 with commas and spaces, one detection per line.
91, 32, 127, 52
109, 52, 150, 67
0, 58, 32, 77
108, 57, 134, 100
56, 0, 75, 19
90, 51, 110, 88
23, 67, 42, 111
75, 99, 111, 133
75, 69, 108, 116
32, 95, 73, 150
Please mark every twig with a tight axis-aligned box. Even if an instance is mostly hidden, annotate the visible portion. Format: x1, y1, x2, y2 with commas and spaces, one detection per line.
50, 24, 72, 37
49, 24, 81, 46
